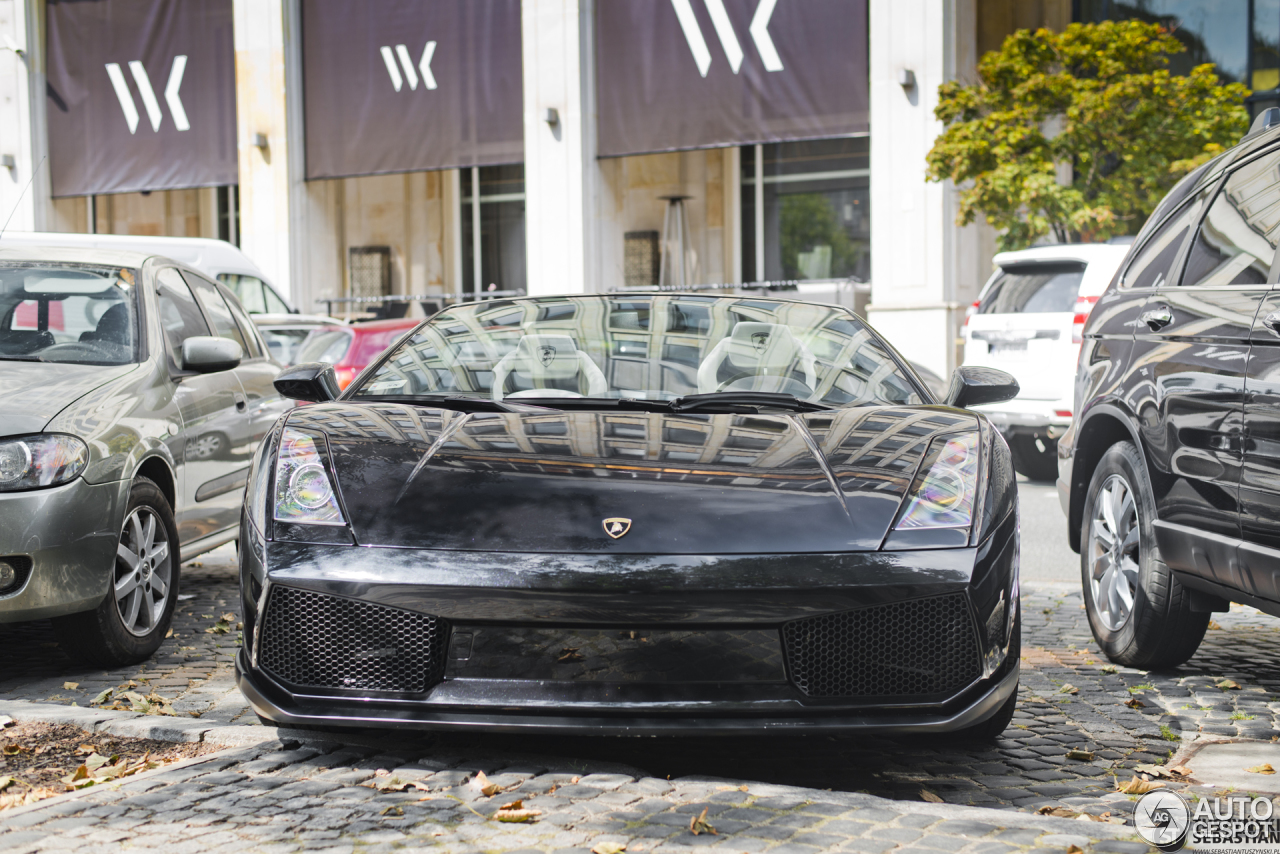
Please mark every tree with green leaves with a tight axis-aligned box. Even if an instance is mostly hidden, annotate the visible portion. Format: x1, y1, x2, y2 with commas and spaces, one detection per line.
926, 20, 1249, 251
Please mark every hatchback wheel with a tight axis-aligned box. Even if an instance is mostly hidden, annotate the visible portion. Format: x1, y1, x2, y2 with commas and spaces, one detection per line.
54, 477, 180, 667
1081, 442, 1207, 669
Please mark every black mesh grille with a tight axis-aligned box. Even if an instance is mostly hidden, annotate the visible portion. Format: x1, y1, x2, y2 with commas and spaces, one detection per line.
258, 587, 447, 693
782, 594, 980, 699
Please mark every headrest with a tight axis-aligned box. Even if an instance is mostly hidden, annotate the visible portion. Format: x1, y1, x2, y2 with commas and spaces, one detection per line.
723, 323, 802, 371
508, 334, 583, 380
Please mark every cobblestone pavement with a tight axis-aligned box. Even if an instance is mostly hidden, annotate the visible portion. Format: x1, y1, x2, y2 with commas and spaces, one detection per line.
3, 545, 1280, 849
0, 736, 1143, 854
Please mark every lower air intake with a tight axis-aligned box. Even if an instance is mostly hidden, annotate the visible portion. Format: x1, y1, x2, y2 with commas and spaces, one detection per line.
782, 593, 980, 700
258, 586, 447, 693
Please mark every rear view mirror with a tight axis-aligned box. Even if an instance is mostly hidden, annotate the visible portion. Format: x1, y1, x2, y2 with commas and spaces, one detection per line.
274, 361, 340, 403
946, 366, 1019, 409
182, 336, 242, 373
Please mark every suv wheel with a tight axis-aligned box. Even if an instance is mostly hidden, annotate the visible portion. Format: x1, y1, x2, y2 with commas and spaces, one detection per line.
1081, 442, 1207, 669
53, 477, 180, 667
1008, 435, 1058, 482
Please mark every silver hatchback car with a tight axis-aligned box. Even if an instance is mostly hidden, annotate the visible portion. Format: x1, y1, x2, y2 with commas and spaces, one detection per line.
0, 247, 288, 665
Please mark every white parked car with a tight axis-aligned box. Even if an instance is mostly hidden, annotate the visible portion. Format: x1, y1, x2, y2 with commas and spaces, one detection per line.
962, 243, 1128, 481
0, 232, 294, 315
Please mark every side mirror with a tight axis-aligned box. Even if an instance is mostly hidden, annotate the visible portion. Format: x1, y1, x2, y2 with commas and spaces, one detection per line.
945, 366, 1019, 408
274, 361, 340, 403
182, 336, 242, 373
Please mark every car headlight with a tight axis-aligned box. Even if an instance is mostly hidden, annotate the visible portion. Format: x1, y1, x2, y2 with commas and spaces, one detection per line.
273, 427, 346, 526
0, 435, 88, 492
894, 432, 980, 531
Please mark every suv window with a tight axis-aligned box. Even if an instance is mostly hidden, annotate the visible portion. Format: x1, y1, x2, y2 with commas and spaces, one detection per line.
1121, 191, 1209, 290
218, 274, 265, 313
184, 272, 248, 354
1181, 153, 1280, 288
979, 264, 1085, 314
156, 268, 211, 373
218, 282, 265, 359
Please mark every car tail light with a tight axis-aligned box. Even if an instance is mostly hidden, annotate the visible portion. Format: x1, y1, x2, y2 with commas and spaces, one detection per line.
1072, 295, 1098, 344
963, 300, 980, 327
1055, 409, 1072, 418
334, 367, 358, 389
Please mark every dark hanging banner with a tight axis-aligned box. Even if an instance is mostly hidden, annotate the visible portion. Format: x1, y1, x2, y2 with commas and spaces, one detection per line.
595, 0, 868, 157
302, 0, 524, 180
46, 0, 237, 198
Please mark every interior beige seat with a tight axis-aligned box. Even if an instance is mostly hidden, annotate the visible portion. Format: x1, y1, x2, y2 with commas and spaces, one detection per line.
696, 322, 818, 396
491, 334, 608, 400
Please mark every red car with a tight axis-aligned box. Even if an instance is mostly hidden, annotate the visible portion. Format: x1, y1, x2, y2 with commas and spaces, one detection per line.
294, 318, 419, 390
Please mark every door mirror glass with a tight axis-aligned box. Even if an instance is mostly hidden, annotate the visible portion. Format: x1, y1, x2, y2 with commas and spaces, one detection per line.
274, 361, 340, 402
182, 336, 242, 373
946, 366, 1019, 408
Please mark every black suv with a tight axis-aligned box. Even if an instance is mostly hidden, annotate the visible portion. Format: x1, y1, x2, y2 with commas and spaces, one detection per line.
1061, 109, 1280, 669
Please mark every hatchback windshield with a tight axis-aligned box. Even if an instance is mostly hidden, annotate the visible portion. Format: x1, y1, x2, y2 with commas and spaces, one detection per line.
350, 295, 924, 408
0, 262, 140, 365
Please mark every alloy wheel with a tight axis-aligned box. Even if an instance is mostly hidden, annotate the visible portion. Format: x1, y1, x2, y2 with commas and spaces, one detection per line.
1088, 473, 1140, 631
113, 507, 172, 637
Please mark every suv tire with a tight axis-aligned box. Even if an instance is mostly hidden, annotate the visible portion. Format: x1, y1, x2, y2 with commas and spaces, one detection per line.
1081, 441, 1207, 669
54, 477, 180, 667
1008, 435, 1058, 482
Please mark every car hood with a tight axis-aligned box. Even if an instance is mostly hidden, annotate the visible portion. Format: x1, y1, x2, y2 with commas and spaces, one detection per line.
290, 402, 979, 554
0, 361, 138, 437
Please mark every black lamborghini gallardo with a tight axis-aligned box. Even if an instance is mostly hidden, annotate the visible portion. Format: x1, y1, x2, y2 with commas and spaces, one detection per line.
236, 294, 1021, 737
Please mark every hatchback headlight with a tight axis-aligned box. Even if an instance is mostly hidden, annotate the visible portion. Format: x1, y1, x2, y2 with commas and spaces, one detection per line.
0, 435, 88, 492
895, 432, 980, 531
273, 427, 346, 526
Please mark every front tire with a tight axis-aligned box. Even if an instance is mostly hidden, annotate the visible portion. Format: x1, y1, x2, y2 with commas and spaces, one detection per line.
54, 477, 180, 667
1081, 441, 1207, 669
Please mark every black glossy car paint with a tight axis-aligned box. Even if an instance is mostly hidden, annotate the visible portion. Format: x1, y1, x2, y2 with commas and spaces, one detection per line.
1061, 123, 1280, 619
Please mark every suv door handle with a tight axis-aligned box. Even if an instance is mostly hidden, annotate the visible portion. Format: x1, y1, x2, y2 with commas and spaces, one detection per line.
1263, 310, 1280, 334
1141, 307, 1173, 331
234, 393, 247, 412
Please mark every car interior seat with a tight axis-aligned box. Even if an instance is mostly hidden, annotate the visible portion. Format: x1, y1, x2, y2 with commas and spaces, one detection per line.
491, 334, 608, 400
79, 303, 132, 346
696, 322, 819, 396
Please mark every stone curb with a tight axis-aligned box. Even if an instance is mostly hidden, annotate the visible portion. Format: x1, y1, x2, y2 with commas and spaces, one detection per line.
0, 698, 285, 747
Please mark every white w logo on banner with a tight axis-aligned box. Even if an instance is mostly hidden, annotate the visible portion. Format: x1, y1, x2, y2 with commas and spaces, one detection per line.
671, 0, 783, 78
105, 56, 190, 134
380, 42, 438, 92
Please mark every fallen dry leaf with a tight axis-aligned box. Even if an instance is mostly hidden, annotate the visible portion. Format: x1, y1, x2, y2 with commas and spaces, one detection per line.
689, 806, 717, 836
1124, 697, 1146, 709
1217, 679, 1241, 690
380, 805, 403, 817
1208, 620, 1222, 630
62, 682, 78, 691
0, 776, 13, 792
220, 612, 235, 622
493, 799, 541, 823
472, 770, 503, 797
920, 789, 943, 803
571, 776, 580, 784
1066, 749, 1094, 761
1248, 764, 1276, 775
165, 629, 173, 639
1116, 774, 1165, 794
1168, 765, 1193, 778
91, 688, 112, 705
1059, 684, 1079, 695
1037, 805, 1079, 818
592, 843, 627, 854
1, 745, 26, 757
558, 647, 584, 663
1068, 845, 1084, 854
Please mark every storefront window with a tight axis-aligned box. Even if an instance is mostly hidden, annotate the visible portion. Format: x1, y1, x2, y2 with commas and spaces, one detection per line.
461, 164, 526, 294
741, 138, 870, 284
1078, 1, 1280, 116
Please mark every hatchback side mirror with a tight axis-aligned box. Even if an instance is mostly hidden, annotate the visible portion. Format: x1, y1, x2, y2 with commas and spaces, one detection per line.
182, 336, 242, 373
274, 361, 340, 402
946, 366, 1019, 408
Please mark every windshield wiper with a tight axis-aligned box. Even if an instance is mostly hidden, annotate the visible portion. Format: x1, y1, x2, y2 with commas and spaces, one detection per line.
669, 392, 833, 413
353, 395, 551, 414
0, 355, 47, 362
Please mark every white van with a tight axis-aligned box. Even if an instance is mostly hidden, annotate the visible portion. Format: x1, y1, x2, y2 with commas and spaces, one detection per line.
0, 232, 295, 315
962, 243, 1128, 481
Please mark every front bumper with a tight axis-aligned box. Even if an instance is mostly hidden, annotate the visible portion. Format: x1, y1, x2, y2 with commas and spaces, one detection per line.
237, 511, 1019, 735
0, 478, 126, 622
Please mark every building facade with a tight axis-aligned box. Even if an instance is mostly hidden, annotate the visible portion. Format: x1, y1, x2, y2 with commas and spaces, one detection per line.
2, 0, 1259, 376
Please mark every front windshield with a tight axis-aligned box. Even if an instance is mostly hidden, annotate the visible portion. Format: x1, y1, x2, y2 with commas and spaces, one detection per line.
350, 295, 924, 408
0, 262, 140, 365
